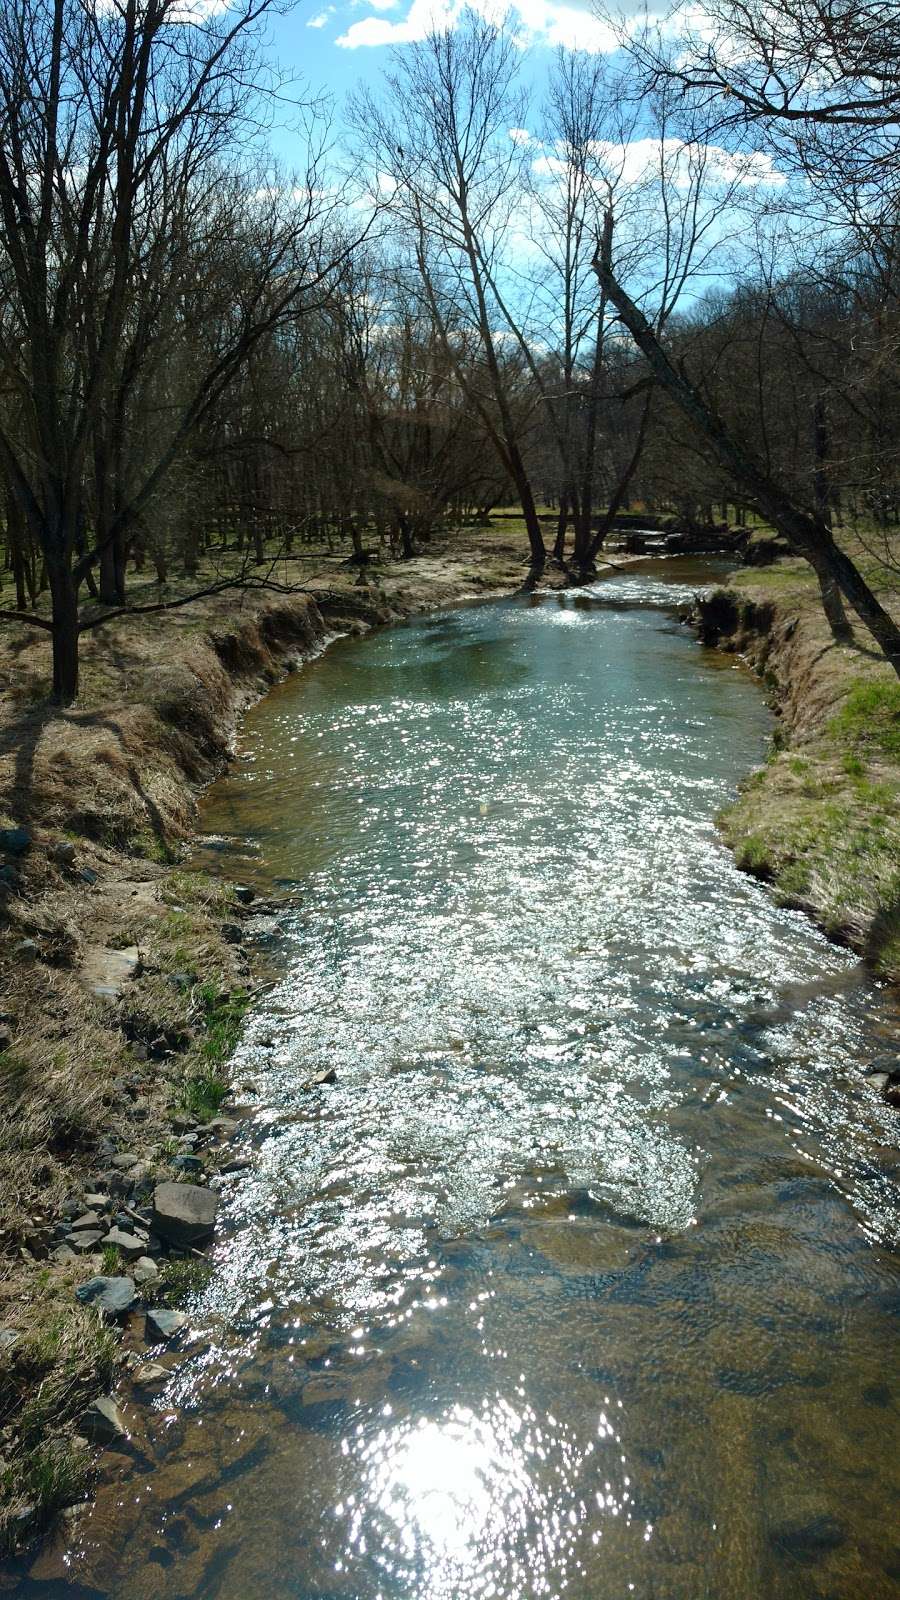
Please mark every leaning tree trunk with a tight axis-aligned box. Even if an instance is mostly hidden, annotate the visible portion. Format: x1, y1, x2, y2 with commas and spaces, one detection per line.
593, 230, 900, 678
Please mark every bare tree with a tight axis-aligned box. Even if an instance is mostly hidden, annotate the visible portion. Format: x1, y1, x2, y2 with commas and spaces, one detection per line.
0, 0, 349, 701
352, 11, 547, 573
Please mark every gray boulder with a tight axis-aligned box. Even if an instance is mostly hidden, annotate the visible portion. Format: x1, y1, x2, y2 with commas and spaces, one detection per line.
151, 1181, 218, 1248
75, 1276, 136, 1317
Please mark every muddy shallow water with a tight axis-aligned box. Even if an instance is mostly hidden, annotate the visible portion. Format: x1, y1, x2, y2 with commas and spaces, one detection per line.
26, 560, 900, 1598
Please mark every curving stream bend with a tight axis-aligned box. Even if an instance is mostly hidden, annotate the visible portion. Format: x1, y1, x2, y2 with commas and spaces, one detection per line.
38, 560, 900, 1598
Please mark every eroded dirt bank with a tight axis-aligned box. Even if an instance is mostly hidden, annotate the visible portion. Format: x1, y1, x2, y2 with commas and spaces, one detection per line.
693, 560, 900, 982
0, 529, 547, 1556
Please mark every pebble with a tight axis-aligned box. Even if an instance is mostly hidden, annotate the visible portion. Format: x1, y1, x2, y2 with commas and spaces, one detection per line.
219, 1157, 252, 1176
0, 1329, 20, 1353
13, 939, 39, 960
312, 1068, 336, 1087
70, 1212, 102, 1232
132, 1361, 170, 1386
172, 1154, 204, 1176
68, 1231, 104, 1253
234, 884, 255, 905
133, 1257, 158, 1285
221, 923, 243, 944
50, 841, 76, 865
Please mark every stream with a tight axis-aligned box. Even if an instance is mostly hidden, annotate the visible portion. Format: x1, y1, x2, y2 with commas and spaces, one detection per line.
35, 560, 900, 1597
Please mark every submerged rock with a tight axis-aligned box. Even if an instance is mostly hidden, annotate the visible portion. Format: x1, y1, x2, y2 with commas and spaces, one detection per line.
151, 1181, 218, 1248
81, 1396, 128, 1446
132, 1361, 170, 1386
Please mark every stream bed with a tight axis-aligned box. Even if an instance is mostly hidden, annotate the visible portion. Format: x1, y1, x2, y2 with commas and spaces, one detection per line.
35, 560, 900, 1597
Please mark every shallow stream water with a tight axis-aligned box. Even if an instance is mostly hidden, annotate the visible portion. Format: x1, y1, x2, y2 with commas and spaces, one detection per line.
30, 560, 900, 1598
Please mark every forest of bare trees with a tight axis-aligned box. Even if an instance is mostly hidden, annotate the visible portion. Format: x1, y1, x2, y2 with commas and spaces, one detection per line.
2, 0, 899, 698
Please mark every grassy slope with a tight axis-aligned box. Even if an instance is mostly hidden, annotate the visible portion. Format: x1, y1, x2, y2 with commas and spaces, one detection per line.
702, 558, 900, 979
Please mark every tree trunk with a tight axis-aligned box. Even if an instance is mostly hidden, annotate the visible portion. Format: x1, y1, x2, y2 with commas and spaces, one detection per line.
7, 493, 27, 610
553, 495, 569, 562
47, 557, 79, 704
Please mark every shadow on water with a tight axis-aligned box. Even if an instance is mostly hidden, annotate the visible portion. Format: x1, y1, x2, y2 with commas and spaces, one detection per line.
20, 558, 900, 1600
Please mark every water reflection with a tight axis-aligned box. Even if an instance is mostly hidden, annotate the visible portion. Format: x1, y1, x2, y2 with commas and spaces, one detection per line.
344, 1392, 631, 1600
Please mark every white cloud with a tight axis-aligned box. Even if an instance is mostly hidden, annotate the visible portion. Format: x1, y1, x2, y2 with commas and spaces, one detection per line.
337, 0, 617, 50
532, 136, 784, 192
509, 127, 532, 145
307, 5, 336, 24
338, 0, 452, 46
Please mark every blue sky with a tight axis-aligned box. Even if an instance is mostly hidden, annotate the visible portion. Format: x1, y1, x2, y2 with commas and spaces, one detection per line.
265, 0, 621, 159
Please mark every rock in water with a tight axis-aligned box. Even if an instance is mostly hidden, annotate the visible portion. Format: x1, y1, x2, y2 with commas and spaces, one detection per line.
74, 1276, 136, 1317
151, 1181, 218, 1247
81, 1396, 127, 1445
145, 1308, 187, 1341
133, 1361, 170, 1386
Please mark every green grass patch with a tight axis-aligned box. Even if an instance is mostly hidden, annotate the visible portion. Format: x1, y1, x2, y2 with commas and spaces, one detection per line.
0, 1440, 92, 1555
150, 1258, 213, 1307
177, 984, 248, 1121
828, 679, 900, 762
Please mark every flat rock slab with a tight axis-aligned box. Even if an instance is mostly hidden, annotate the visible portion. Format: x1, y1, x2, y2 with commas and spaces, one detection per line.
152, 1181, 218, 1248
81, 944, 142, 1001
101, 1228, 146, 1261
75, 1276, 136, 1317
68, 1231, 104, 1254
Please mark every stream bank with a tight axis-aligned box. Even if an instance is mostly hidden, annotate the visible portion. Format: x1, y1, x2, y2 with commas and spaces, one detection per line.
693, 560, 900, 981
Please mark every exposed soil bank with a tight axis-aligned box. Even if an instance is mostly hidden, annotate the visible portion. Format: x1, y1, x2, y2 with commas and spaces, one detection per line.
693, 560, 900, 982
0, 528, 549, 1558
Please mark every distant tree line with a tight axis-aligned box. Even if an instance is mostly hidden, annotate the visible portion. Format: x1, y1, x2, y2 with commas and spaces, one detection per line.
2, 0, 898, 699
